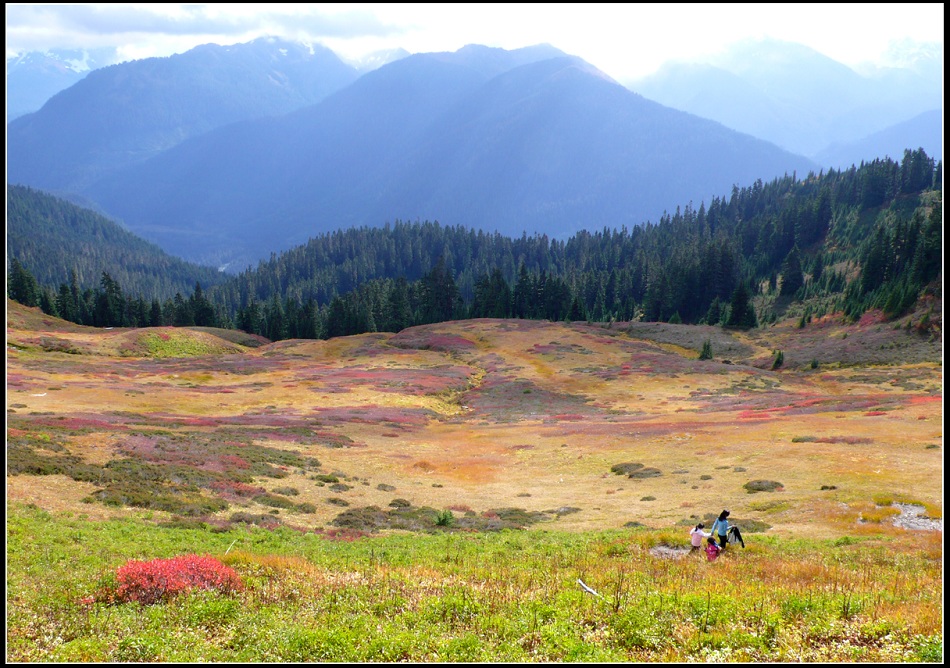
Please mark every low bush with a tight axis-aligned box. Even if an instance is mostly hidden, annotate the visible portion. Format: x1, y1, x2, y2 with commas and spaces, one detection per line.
610, 462, 644, 475
229, 512, 281, 527
94, 554, 242, 605
628, 467, 662, 479
744, 480, 784, 493
436, 509, 454, 526
253, 493, 297, 510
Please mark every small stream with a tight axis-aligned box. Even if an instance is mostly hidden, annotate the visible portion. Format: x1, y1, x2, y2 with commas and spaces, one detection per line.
892, 503, 943, 531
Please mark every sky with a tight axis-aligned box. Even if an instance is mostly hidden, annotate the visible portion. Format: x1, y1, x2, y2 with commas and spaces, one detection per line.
5, 3, 945, 81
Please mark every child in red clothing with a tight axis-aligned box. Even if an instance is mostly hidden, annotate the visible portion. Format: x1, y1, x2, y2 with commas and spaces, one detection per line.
705, 536, 722, 562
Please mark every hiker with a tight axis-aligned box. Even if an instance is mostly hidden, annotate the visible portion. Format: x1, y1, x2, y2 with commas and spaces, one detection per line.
690, 522, 710, 551
705, 536, 722, 562
711, 510, 732, 550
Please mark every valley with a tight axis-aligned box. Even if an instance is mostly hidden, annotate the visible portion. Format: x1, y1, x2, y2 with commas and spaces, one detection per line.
8, 302, 941, 536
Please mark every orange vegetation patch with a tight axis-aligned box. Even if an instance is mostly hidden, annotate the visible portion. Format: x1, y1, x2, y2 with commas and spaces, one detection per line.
857, 309, 888, 326
69, 433, 121, 465
908, 395, 942, 404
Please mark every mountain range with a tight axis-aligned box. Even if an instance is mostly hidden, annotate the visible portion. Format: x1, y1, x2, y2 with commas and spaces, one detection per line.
628, 38, 942, 163
6, 37, 940, 272
7, 37, 360, 192
7, 41, 818, 271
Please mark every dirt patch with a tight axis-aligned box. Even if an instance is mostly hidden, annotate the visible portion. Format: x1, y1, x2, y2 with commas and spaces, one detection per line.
649, 545, 692, 559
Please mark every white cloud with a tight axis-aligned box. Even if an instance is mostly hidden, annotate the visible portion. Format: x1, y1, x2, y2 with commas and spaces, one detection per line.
5, 3, 943, 80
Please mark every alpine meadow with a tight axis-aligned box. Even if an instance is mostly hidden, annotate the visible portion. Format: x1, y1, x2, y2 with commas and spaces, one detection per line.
5, 17, 944, 665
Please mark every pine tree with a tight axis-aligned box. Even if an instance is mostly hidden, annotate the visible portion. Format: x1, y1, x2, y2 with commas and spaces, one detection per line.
8, 258, 39, 307
780, 246, 804, 296
726, 282, 757, 329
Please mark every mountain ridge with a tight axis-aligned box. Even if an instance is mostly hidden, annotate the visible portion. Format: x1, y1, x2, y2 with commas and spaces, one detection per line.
73, 47, 816, 268
7, 37, 360, 191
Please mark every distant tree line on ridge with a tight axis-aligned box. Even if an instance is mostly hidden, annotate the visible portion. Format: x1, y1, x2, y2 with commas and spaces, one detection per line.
8, 149, 942, 340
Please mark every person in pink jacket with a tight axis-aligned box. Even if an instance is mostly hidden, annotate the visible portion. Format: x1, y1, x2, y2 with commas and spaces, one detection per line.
705, 536, 722, 562
690, 522, 710, 551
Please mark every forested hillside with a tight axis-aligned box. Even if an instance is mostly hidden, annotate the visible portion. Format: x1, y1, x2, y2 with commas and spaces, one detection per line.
7, 185, 229, 328
10, 149, 941, 342
208, 149, 942, 339
7, 185, 225, 298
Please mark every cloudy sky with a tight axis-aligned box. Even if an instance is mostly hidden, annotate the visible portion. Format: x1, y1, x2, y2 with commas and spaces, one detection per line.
6, 3, 944, 80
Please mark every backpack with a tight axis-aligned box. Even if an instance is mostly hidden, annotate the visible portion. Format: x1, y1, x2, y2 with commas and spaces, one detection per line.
727, 525, 745, 547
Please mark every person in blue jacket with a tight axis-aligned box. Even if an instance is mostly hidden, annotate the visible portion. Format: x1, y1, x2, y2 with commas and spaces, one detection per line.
711, 509, 731, 550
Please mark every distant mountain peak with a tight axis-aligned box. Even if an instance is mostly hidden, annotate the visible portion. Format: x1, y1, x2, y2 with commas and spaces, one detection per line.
709, 36, 857, 76
879, 38, 942, 70
343, 47, 411, 73
6, 46, 120, 74
620, 36, 940, 160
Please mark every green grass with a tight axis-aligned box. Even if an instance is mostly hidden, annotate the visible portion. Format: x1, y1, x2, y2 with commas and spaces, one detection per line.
140, 331, 232, 358
6, 502, 941, 662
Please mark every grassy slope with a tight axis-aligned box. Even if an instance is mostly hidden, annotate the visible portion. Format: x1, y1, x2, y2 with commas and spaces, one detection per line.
6, 299, 943, 661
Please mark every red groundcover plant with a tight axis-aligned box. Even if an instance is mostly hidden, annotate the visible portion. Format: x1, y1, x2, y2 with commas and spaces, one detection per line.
94, 554, 243, 605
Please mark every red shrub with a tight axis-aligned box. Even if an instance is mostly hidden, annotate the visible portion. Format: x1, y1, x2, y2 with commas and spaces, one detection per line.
103, 554, 242, 605
857, 309, 887, 326
219, 454, 251, 469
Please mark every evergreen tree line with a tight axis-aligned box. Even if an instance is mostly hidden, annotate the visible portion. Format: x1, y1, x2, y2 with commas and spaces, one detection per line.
8, 261, 227, 330
8, 149, 942, 340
